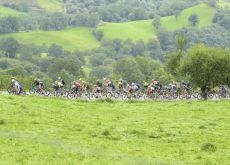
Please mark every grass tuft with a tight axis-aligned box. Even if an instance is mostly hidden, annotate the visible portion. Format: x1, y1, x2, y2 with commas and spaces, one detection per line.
102, 130, 110, 136
201, 143, 217, 152
0, 119, 5, 125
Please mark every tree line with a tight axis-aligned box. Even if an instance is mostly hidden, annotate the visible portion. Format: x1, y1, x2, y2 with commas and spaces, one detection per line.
0, 35, 229, 99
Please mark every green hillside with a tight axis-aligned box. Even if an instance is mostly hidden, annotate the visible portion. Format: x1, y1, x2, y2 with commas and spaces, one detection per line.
0, 95, 229, 164
0, 3, 218, 50
37, 0, 63, 12
218, 0, 230, 8
0, 28, 100, 51
0, 5, 26, 17
98, 20, 156, 42
98, 3, 215, 41
161, 3, 216, 30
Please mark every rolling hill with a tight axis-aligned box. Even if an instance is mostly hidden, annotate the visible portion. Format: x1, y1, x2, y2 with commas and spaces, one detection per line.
37, 0, 63, 12
218, 0, 230, 8
161, 3, 216, 30
0, 28, 100, 51
98, 3, 216, 42
97, 20, 156, 43
0, 5, 27, 17
0, 3, 219, 50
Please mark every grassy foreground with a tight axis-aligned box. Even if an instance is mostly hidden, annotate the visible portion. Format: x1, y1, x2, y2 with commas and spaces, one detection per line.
0, 95, 229, 164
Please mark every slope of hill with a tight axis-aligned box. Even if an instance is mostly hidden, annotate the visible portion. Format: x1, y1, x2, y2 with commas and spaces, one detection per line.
218, 0, 230, 8
98, 20, 157, 42
0, 28, 100, 51
0, 5, 26, 17
0, 95, 229, 164
98, 3, 215, 42
37, 0, 63, 12
161, 3, 216, 30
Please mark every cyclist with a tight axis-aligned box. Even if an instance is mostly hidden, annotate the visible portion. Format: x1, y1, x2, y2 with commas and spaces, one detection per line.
79, 78, 89, 91
118, 78, 127, 91
95, 80, 103, 93
11, 77, 23, 95
169, 80, 177, 92
143, 80, 149, 90
150, 79, 162, 92
57, 77, 65, 88
32, 79, 44, 92
71, 81, 81, 93
53, 77, 65, 91
104, 78, 116, 91
181, 80, 190, 94
129, 82, 140, 93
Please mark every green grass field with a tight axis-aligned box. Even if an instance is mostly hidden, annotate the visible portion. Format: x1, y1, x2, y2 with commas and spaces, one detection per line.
98, 20, 157, 42
98, 3, 215, 41
0, 5, 26, 17
0, 28, 100, 51
37, 0, 63, 12
0, 95, 229, 164
161, 3, 216, 30
218, 0, 230, 8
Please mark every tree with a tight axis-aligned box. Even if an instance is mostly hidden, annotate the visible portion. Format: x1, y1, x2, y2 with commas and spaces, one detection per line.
189, 14, 199, 26
157, 28, 174, 51
165, 35, 187, 77
89, 66, 112, 79
48, 58, 84, 79
114, 57, 144, 83
136, 56, 161, 81
0, 16, 19, 33
131, 40, 145, 56
92, 29, 104, 41
174, 10, 181, 20
0, 38, 20, 58
48, 44, 64, 58
180, 44, 230, 99
152, 15, 161, 29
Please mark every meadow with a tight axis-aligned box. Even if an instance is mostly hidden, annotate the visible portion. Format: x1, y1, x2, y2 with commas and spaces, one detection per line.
37, 0, 63, 12
0, 3, 217, 50
98, 3, 215, 42
0, 95, 229, 164
0, 28, 100, 51
161, 3, 216, 30
0, 6, 26, 18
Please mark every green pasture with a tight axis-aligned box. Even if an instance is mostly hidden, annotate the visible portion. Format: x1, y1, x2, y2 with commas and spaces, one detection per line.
0, 28, 100, 51
218, 0, 230, 8
161, 3, 216, 31
98, 20, 157, 42
0, 5, 26, 17
37, 0, 63, 12
0, 95, 229, 164
98, 3, 216, 41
